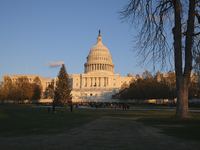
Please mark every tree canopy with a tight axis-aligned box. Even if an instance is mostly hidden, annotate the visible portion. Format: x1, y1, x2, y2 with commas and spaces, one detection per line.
118, 71, 176, 100
0, 76, 42, 102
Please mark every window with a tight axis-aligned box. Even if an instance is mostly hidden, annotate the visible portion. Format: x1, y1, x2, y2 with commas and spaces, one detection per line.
91, 78, 92, 86
94, 78, 97, 86
99, 78, 101, 86
85, 78, 87, 87
104, 78, 106, 86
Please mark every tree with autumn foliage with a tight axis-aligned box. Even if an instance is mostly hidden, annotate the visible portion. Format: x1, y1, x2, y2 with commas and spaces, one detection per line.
31, 77, 42, 100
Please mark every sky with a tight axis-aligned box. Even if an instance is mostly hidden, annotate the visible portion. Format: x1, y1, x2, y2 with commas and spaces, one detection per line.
0, 0, 170, 82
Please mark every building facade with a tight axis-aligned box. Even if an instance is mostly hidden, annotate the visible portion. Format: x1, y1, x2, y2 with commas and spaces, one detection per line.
2, 31, 137, 102
54, 30, 135, 102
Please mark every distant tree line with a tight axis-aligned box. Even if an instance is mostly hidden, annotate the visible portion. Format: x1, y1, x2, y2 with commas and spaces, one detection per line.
0, 76, 42, 101
117, 70, 199, 100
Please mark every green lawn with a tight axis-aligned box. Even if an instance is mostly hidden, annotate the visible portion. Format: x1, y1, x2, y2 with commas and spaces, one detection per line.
0, 104, 200, 140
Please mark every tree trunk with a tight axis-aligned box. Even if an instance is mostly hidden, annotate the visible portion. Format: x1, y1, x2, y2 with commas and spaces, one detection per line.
174, 76, 192, 118
173, 0, 195, 118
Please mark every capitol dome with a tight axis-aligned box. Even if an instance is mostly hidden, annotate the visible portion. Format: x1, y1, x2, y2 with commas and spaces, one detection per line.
84, 30, 114, 73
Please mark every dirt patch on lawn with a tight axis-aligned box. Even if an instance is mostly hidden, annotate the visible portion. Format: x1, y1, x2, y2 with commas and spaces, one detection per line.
0, 117, 199, 150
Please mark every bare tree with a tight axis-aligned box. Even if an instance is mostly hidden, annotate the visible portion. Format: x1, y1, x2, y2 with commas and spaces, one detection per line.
119, 0, 200, 118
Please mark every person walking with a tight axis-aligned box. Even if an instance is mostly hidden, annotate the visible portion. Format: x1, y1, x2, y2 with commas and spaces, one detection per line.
127, 103, 130, 110
70, 104, 73, 112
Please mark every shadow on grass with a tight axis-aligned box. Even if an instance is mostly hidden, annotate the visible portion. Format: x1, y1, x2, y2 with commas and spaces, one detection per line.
136, 117, 200, 141
0, 104, 200, 140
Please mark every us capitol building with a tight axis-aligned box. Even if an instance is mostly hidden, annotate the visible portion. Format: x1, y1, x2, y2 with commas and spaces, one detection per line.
3, 31, 136, 102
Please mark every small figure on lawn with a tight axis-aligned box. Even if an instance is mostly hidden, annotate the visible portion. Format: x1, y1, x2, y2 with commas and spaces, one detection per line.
170, 103, 173, 109
127, 103, 130, 110
70, 104, 73, 112
52, 103, 55, 112
61, 107, 63, 113
48, 107, 50, 112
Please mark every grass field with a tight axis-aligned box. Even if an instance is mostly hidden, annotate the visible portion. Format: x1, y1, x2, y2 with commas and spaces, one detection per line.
0, 104, 200, 141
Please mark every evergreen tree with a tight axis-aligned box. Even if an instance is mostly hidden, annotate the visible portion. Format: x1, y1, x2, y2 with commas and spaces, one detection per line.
53, 64, 72, 106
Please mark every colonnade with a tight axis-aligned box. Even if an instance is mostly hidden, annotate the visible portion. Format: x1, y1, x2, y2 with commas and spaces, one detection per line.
85, 64, 114, 72
82, 77, 109, 88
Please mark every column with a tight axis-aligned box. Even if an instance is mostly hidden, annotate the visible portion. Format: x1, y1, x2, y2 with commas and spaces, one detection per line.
89, 77, 91, 87
82, 77, 84, 88
98, 77, 100, 87
91, 77, 93, 87
101, 77, 103, 87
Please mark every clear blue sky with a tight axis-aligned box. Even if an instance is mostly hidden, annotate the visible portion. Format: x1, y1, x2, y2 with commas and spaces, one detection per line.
0, 0, 169, 81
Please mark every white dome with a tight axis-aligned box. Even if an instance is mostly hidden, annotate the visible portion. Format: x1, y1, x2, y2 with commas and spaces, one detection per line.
89, 33, 110, 55
84, 30, 114, 73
